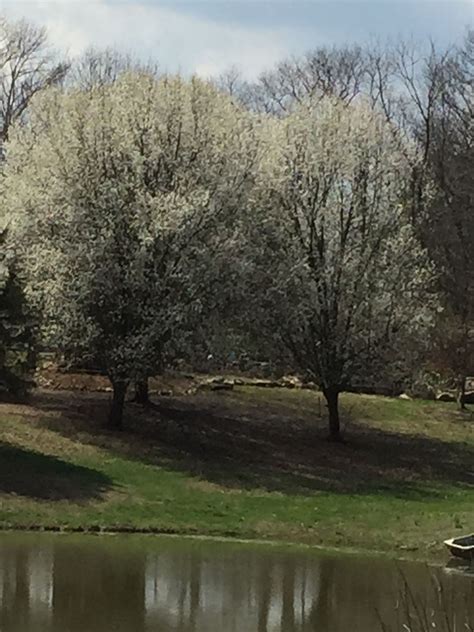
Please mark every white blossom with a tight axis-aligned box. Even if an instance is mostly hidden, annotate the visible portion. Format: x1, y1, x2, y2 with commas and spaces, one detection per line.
3, 73, 256, 424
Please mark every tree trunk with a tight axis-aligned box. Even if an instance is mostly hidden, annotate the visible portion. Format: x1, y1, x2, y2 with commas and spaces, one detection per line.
133, 378, 149, 405
323, 387, 341, 441
108, 380, 127, 430
457, 376, 466, 410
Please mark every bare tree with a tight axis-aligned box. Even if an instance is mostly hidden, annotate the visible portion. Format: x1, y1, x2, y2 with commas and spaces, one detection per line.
68, 46, 159, 91
392, 39, 452, 161
243, 44, 369, 115
0, 17, 68, 144
422, 31, 474, 406
362, 36, 473, 407
214, 66, 274, 114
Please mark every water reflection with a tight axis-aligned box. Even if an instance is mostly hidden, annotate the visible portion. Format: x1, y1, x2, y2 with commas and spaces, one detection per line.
144, 553, 324, 631
0, 534, 472, 632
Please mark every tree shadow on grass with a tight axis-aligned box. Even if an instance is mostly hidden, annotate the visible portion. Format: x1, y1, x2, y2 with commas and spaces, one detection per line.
0, 442, 113, 501
28, 389, 474, 500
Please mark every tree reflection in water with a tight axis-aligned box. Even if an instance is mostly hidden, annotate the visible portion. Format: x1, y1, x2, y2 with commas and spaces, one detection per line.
0, 535, 472, 632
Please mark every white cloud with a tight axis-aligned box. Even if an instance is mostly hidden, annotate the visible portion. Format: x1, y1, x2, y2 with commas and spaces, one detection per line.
0, 0, 293, 78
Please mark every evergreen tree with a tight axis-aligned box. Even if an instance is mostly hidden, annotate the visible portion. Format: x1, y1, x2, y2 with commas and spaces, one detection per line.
0, 228, 36, 396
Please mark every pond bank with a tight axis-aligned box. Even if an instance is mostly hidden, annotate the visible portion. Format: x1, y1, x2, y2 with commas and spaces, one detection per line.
0, 523, 459, 567
1, 386, 472, 563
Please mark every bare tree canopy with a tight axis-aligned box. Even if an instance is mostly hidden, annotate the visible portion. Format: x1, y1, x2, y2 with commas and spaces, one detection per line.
0, 16, 68, 143
258, 44, 368, 113
68, 46, 159, 90
421, 30, 474, 405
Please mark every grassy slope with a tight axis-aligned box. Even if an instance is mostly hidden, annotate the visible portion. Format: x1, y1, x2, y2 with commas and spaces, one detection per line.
0, 386, 473, 560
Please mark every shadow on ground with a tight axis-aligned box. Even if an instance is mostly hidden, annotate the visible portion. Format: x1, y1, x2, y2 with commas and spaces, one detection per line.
0, 441, 113, 501
24, 388, 474, 499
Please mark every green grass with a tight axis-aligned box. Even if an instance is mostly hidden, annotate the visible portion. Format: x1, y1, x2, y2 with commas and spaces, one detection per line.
0, 386, 473, 560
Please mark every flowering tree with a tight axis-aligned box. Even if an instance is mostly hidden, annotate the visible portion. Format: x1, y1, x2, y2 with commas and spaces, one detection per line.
247, 98, 437, 440
4, 74, 256, 428
0, 17, 66, 395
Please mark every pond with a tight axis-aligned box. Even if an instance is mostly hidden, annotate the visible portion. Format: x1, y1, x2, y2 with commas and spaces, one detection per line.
0, 533, 472, 631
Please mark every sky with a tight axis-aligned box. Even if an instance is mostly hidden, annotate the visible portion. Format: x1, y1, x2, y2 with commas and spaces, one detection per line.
1, 0, 472, 79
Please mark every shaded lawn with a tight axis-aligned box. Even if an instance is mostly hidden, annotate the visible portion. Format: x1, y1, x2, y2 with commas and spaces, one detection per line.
0, 386, 473, 559
0, 442, 112, 501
